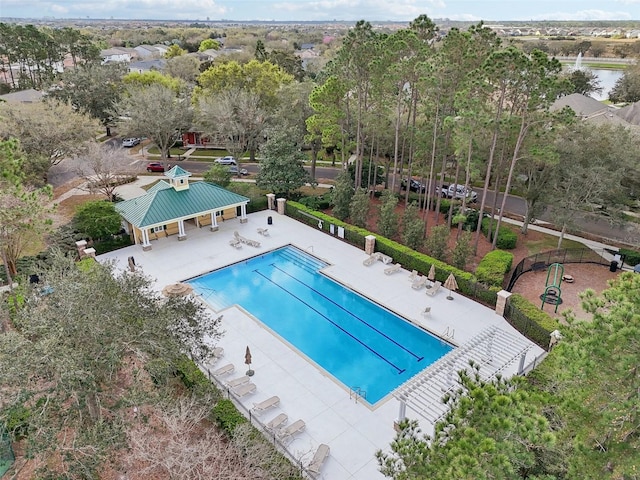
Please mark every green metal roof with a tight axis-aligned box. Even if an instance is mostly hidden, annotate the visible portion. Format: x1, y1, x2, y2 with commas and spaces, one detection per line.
165, 165, 191, 179
115, 181, 250, 228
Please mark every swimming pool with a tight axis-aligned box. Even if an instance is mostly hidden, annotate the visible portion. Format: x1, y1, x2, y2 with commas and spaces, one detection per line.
188, 245, 454, 404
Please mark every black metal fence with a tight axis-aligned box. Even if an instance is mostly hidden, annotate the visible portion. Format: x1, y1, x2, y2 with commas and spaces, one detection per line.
506, 248, 612, 292
199, 362, 315, 479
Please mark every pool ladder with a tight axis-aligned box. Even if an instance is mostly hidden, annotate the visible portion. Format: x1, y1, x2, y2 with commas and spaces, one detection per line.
350, 387, 367, 404
442, 326, 455, 340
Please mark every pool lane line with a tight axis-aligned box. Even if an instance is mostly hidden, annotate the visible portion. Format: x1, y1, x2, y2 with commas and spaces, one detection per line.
253, 269, 406, 374
270, 264, 424, 362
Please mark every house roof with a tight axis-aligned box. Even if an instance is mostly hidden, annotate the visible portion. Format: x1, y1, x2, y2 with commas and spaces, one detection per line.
615, 101, 640, 126
0, 89, 44, 103
550, 93, 609, 117
115, 180, 250, 228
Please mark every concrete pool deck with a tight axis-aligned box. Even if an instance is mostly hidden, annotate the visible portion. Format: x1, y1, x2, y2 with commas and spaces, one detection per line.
98, 209, 545, 479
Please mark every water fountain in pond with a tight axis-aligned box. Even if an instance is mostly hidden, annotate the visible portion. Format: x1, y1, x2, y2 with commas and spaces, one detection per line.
573, 52, 583, 70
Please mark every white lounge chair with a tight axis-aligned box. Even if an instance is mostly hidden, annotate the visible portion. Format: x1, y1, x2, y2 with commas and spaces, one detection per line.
278, 419, 305, 438
411, 276, 428, 290
408, 270, 419, 282
229, 238, 242, 249
232, 382, 256, 397
257, 227, 269, 236
384, 263, 402, 275
226, 375, 251, 388
379, 253, 393, 264
425, 281, 442, 296
266, 413, 288, 430
212, 363, 234, 376
308, 444, 330, 475
363, 254, 377, 266
252, 395, 280, 413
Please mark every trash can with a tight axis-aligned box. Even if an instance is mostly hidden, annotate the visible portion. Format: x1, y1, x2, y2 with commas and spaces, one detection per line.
267, 216, 273, 225
610, 260, 618, 272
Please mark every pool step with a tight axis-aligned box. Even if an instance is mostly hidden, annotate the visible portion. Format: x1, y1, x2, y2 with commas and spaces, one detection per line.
276, 247, 325, 274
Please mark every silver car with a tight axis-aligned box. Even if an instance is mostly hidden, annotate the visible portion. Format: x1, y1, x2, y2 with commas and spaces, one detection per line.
215, 155, 237, 165
122, 137, 140, 147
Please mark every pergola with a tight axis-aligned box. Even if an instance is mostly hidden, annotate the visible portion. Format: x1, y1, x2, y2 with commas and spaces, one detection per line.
394, 325, 536, 425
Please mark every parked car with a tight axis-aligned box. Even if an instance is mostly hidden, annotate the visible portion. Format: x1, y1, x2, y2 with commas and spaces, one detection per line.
229, 165, 249, 176
122, 137, 141, 147
215, 155, 237, 165
401, 178, 426, 193
444, 184, 478, 202
146, 162, 165, 172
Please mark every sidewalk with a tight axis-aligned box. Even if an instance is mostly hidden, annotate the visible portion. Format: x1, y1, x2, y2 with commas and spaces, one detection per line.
499, 216, 632, 271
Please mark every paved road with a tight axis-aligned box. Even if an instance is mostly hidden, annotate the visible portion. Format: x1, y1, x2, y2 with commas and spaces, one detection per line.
48, 152, 639, 247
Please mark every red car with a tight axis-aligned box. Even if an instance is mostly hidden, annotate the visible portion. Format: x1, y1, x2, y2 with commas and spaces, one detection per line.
146, 162, 165, 172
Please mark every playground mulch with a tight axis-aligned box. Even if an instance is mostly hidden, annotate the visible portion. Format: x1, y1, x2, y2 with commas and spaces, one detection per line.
510, 263, 622, 322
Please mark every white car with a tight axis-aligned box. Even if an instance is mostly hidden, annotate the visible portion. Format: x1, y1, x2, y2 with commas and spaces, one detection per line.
122, 137, 140, 147
444, 184, 478, 202
215, 156, 237, 165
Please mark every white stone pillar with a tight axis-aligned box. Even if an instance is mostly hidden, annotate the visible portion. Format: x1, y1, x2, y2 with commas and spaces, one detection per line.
394, 399, 407, 432
178, 220, 187, 241
276, 198, 286, 215
496, 289, 512, 316
82, 247, 96, 259
210, 212, 219, 231
240, 204, 248, 224
364, 235, 376, 255
266, 193, 276, 210
142, 229, 152, 251
75, 240, 87, 257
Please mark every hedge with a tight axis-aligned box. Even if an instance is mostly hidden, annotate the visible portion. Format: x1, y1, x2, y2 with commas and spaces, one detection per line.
620, 248, 640, 266
481, 217, 518, 250
211, 398, 247, 435
175, 356, 213, 392
475, 250, 514, 287
506, 293, 559, 348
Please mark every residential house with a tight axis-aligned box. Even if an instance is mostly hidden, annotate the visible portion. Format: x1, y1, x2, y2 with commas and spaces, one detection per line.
100, 47, 133, 64
134, 44, 161, 59
128, 59, 166, 74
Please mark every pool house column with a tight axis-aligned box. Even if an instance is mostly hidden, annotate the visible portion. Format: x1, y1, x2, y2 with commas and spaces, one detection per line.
210, 211, 219, 231
178, 219, 187, 241
240, 204, 248, 223
141, 228, 152, 251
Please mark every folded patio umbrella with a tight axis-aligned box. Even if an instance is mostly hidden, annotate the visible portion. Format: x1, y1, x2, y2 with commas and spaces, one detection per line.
444, 273, 458, 300
428, 264, 436, 281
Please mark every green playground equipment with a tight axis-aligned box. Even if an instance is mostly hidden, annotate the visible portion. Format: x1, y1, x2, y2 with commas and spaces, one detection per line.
541, 263, 564, 313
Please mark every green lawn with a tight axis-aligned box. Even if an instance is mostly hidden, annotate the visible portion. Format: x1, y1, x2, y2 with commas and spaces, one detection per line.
524, 231, 586, 256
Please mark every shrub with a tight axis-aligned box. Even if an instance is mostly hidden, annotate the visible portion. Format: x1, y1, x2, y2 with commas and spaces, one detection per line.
2, 403, 30, 439
211, 399, 247, 435
481, 218, 517, 249
620, 248, 640, 266
174, 356, 211, 391
476, 250, 514, 286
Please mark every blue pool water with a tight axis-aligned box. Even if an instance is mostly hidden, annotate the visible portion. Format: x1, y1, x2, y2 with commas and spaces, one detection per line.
188, 245, 454, 404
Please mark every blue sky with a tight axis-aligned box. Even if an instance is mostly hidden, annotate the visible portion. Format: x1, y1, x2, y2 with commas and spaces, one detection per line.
1, 0, 639, 22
